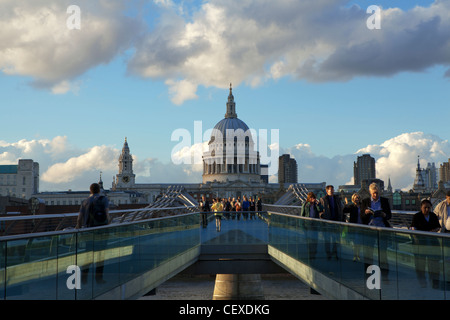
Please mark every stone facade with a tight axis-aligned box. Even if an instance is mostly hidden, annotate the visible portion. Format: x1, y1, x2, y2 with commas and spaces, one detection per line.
0, 159, 39, 199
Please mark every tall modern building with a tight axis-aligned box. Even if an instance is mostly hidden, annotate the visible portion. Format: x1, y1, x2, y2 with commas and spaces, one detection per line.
440, 158, 450, 183
425, 162, 437, 190
0, 159, 39, 199
354, 154, 376, 186
278, 154, 298, 184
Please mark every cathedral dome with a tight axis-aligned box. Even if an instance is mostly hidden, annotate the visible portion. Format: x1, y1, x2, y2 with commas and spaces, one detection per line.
209, 84, 251, 144
202, 85, 261, 184
211, 118, 250, 139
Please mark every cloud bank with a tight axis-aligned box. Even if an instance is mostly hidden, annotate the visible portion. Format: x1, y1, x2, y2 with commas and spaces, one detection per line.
1, 132, 448, 192
129, 0, 450, 103
0, 0, 141, 93
1, 0, 450, 103
282, 132, 450, 191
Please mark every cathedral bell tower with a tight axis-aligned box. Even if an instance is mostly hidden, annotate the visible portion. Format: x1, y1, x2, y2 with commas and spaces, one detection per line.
115, 137, 135, 189
225, 83, 237, 119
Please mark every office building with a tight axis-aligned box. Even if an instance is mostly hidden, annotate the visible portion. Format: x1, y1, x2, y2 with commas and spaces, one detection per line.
354, 154, 376, 186
278, 154, 298, 184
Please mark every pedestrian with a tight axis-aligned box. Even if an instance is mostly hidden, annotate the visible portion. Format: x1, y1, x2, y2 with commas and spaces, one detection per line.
242, 196, 250, 220
256, 197, 262, 212
320, 185, 344, 221
320, 185, 344, 260
360, 183, 392, 277
199, 195, 210, 228
212, 198, 223, 231
411, 199, 441, 232
76, 183, 110, 228
411, 199, 441, 288
343, 193, 363, 261
231, 197, 237, 220
249, 197, 256, 219
300, 192, 323, 261
224, 197, 231, 219
343, 193, 363, 224
76, 183, 110, 284
300, 192, 323, 219
235, 197, 242, 220
360, 183, 392, 227
434, 190, 450, 233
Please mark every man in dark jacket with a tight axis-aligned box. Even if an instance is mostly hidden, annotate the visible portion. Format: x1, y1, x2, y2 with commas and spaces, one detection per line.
360, 183, 392, 227
200, 196, 210, 228
76, 183, 109, 228
320, 185, 344, 221
320, 185, 344, 260
77, 183, 110, 284
360, 182, 392, 279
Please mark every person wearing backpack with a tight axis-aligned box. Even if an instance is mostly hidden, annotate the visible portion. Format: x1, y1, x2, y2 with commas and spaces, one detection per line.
76, 183, 110, 284
77, 183, 110, 228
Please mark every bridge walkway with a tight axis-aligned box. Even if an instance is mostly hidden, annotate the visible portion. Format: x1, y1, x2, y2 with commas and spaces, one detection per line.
1, 209, 449, 300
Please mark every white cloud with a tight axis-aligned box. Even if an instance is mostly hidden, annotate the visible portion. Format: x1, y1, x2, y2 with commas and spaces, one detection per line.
128, 0, 450, 103
50, 80, 80, 95
41, 145, 118, 184
166, 79, 199, 105
357, 132, 450, 190
278, 132, 450, 191
1, 0, 449, 102
133, 157, 203, 184
0, 0, 141, 92
1, 132, 448, 192
0, 136, 118, 190
0, 136, 69, 162
170, 141, 206, 168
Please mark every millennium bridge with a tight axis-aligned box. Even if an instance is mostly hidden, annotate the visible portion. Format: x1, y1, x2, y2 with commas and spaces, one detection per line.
0, 185, 449, 300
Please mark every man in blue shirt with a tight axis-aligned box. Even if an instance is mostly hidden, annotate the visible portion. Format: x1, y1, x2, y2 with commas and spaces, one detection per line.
361, 182, 392, 280
361, 183, 392, 226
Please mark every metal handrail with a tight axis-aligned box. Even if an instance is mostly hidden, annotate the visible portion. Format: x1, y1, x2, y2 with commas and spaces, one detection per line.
0, 206, 198, 237
267, 210, 450, 239
0, 206, 198, 222
0, 211, 201, 242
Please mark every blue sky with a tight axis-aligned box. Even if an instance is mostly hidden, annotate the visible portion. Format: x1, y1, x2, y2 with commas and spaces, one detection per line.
1, 0, 449, 192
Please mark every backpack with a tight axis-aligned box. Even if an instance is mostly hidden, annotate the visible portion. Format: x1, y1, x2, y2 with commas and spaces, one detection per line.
87, 195, 108, 227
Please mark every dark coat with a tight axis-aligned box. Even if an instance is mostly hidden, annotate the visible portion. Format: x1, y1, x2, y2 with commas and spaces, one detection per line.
343, 203, 362, 223
360, 196, 392, 226
320, 195, 344, 221
411, 211, 440, 231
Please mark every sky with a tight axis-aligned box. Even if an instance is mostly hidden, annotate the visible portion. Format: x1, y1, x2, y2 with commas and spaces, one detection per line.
1, 0, 450, 193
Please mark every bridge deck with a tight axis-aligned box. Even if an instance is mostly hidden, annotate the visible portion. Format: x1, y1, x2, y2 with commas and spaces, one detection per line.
1, 211, 449, 300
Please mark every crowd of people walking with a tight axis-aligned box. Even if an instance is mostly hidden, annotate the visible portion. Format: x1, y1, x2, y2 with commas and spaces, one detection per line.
197, 183, 450, 289
199, 195, 263, 231
300, 182, 450, 289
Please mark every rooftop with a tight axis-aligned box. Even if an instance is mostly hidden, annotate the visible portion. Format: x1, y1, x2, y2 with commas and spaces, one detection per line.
0, 165, 18, 174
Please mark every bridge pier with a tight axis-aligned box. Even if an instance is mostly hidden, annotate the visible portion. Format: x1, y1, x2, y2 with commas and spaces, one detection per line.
212, 274, 264, 300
